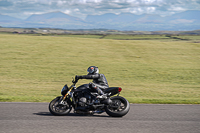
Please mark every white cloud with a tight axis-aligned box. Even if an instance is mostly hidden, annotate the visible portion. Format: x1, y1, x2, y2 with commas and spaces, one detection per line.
1, 0, 200, 19
64, 10, 71, 14
169, 6, 185, 12
74, 8, 80, 12
147, 6, 156, 12
57, 1, 67, 6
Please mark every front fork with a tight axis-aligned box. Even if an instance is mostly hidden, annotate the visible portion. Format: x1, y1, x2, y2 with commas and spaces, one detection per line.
59, 86, 74, 105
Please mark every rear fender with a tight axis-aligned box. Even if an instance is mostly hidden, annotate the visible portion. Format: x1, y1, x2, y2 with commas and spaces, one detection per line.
104, 87, 122, 96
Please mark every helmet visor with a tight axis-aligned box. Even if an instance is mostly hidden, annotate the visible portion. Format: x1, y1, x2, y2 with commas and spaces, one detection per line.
87, 67, 94, 74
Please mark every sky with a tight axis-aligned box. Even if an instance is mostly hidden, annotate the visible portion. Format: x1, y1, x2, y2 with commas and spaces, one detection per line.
0, 0, 200, 20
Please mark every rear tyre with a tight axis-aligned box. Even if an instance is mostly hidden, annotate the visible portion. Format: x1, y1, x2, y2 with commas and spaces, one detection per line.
105, 96, 130, 117
49, 96, 72, 116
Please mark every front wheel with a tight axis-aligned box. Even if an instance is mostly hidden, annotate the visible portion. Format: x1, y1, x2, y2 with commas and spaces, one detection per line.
105, 96, 130, 117
49, 96, 72, 116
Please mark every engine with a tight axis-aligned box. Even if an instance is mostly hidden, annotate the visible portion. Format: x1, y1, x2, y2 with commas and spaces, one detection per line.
78, 97, 87, 106
77, 92, 99, 107
76, 91, 92, 106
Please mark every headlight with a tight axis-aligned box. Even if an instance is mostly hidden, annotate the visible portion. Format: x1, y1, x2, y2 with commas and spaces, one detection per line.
61, 84, 68, 95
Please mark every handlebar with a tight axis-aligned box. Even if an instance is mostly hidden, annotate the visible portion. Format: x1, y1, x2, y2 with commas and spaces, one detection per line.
72, 77, 78, 84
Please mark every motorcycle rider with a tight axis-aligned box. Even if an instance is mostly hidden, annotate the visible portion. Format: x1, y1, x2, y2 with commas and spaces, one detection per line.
75, 66, 109, 99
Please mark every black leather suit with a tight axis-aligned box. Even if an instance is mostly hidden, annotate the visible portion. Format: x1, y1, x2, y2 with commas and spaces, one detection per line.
77, 73, 109, 95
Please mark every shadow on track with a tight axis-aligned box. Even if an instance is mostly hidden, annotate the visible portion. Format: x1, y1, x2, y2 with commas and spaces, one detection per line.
33, 112, 110, 117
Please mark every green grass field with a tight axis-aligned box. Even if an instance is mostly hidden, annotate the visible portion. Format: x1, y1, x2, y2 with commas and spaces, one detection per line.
0, 34, 200, 103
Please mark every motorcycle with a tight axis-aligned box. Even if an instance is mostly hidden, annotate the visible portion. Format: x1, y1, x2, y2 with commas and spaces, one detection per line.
49, 77, 130, 117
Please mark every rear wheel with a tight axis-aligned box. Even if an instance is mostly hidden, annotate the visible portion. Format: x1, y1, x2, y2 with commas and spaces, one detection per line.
105, 96, 130, 117
49, 96, 72, 116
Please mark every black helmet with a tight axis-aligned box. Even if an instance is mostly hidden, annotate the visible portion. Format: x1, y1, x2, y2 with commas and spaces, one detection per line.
87, 66, 99, 74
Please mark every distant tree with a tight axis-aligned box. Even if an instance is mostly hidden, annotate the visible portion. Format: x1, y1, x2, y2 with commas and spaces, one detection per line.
165, 35, 171, 37
13, 31, 19, 34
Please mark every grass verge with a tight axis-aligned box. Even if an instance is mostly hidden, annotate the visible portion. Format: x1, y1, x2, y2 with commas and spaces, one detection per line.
0, 34, 200, 103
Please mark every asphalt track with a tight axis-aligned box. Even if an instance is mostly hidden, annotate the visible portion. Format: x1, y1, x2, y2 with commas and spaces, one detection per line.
0, 102, 199, 133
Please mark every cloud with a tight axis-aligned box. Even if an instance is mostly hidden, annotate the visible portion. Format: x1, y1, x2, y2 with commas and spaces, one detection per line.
0, 0, 200, 19
0, 0, 13, 7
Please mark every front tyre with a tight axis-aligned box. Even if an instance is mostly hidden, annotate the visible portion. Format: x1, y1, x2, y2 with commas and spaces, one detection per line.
105, 96, 130, 117
49, 96, 72, 116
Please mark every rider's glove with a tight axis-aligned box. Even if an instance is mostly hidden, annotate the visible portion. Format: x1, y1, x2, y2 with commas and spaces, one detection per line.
73, 75, 80, 83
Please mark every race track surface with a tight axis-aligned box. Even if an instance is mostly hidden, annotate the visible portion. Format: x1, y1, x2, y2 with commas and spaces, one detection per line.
0, 102, 199, 133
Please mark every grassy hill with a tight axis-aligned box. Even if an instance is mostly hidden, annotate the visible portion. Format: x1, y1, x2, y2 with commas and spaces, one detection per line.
1, 27, 200, 35
0, 34, 199, 103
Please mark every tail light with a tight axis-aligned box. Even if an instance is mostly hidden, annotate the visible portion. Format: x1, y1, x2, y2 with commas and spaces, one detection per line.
118, 87, 122, 92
